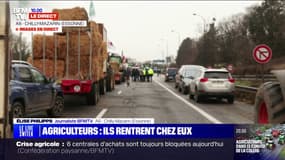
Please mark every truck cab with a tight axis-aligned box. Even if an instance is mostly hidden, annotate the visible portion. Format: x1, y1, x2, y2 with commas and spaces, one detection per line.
109, 53, 124, 84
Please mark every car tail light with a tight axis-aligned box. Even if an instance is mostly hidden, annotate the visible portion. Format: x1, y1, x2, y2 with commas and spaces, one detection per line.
200, 78, 208, 82
228, 78, 235, 83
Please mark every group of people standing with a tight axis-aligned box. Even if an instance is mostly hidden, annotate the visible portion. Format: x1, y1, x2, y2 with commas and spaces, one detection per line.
139, 67, 154, 82
124, 66, 154, 84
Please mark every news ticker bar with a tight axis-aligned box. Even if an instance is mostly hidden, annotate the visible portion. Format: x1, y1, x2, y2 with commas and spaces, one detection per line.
2, 139, 267, 160
9, 119, 277, 160
13, 118, 234, 139
2, 139, 236, 160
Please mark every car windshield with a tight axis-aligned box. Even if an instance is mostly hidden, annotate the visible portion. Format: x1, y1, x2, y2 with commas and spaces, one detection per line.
167, 69, 177, 74
204, 72, 230, 79
184, 70, 194, 78
109, 56, 122, 63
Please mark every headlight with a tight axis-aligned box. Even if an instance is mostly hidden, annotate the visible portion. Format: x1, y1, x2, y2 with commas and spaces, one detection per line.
74, 85, 81, 92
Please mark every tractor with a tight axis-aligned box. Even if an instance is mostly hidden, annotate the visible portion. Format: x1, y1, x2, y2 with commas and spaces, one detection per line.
255, 70, 285, 123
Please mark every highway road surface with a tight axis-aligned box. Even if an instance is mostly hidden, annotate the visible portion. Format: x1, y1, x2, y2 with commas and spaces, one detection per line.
31, 75, 254, 124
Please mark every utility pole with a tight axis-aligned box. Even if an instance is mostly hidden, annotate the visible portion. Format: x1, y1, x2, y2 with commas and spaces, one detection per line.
193, 13, 206, 33
0, 1, 11, 138
171, 29, 181, 49
160, 38, 168, 67
166, 39, 168, 67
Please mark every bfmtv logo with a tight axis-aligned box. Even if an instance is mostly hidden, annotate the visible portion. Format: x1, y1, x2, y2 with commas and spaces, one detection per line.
19, 125, 34, 137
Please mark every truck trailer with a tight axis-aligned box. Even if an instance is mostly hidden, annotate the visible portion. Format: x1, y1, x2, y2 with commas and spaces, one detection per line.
29, 7, 112, 105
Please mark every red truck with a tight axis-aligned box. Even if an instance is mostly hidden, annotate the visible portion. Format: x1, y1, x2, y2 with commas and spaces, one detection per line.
61, 22, 110, 105
30, 8, 112, 106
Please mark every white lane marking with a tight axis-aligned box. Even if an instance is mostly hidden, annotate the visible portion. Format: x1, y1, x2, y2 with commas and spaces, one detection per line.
154, 79, 222, 124
117, 90, 122, 95
96, 108, 108, 118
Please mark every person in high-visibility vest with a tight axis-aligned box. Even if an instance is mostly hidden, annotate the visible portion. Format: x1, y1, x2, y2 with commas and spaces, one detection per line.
145, 67, 152, 82
148, 68, 154, 82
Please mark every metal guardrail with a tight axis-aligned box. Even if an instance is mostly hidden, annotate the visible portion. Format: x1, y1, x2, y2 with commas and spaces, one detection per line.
235, 85, 258, 94
232, 74, 277, 81
233, 74, 275, 78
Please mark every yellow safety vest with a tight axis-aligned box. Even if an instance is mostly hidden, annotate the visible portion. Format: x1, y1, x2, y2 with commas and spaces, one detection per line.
149, 69, 154, 75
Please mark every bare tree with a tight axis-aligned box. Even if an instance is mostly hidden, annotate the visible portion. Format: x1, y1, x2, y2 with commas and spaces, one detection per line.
10, 33, 31, 61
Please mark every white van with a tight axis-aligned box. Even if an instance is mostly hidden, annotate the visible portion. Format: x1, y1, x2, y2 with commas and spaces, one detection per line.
175, 65, 205, 94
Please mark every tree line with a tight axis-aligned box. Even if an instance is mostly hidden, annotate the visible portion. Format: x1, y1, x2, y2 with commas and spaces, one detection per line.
176, 0, 285, 73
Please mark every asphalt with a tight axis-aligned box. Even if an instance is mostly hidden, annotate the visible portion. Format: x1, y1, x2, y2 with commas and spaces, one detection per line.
29, 75, 255, 124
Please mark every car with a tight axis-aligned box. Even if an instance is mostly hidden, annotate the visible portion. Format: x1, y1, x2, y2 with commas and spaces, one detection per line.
272, 129, 280, 138
189, 68, 235, 103
9, 61, 64, 123
256, 130, 263, 136
266, 139, 276, 150
263, 134, 273, 143
165, 68, 177, 82
255, 135, 262, 140
278, 133, 285, 145
175, 65, 205, 95
280, 129, 285, 135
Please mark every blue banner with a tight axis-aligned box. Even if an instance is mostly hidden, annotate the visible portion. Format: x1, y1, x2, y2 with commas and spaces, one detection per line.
14, 124, 234, 139
9, 122, 285, 160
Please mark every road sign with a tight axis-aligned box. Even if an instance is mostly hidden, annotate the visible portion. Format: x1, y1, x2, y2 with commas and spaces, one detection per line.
253, 44, 272, 64
227, 64, 234, 73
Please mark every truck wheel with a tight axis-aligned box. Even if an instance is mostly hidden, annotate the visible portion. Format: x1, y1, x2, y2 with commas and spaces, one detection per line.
116, 80, 121, 84
178, 86, 182, 92
194, 88, 202, 103
87, 84, 96, 105
106, 76, 111, 92
255, 82, 285, 124
111, 79, 115, 90
99, 79, 105, 95
104, 79, 107, 93
181, 86, 185, 94
227, 96, 234, 104
47, 96, 64, 117
182, 86, 189, 95
96, 83, 100, 103
189, 88, 194, 99
12, 102, 25, 118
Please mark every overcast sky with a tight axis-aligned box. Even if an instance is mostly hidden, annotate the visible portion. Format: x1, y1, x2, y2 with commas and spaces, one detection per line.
10, 1, 261, 62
